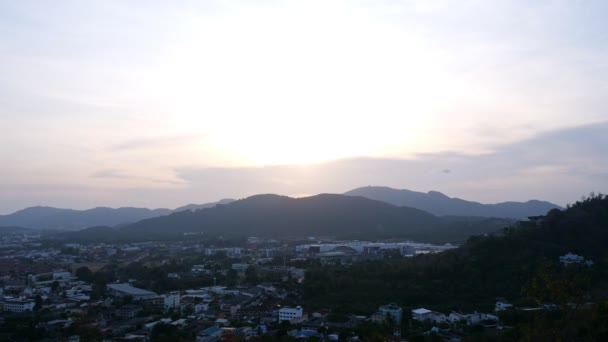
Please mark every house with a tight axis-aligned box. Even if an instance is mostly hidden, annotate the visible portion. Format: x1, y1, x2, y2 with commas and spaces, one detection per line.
292, 329, 322, 339
429, 312, 448, 324
448, 312, 465, 324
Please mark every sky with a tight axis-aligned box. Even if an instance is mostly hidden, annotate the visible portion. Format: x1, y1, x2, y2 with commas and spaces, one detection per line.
0, 0, 607, 213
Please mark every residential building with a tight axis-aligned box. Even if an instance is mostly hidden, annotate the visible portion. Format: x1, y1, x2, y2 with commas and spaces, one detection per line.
2, 298, 36, 313
372, 303, 403, 324
163, 292, 181, 311
279, 306, 303, 322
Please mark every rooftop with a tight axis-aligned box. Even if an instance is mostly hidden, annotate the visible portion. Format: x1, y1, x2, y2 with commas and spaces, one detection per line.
412, 308, 432, 315
107, 283, 157, 296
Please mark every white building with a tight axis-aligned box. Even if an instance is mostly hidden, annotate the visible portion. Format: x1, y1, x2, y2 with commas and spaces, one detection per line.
279, 306, 303, 322
412, 308, 432, 321
163, 292, 181, 311
3, 298, 36, 313
412, 308, 447, 323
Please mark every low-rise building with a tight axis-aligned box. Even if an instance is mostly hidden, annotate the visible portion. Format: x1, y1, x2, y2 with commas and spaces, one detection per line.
412, 308, 447, 323
372, 303, 403, 324
279, 306, 303, 322
2, 297, 36, 313
107, 283, 158, 301
162, 292, 180, 311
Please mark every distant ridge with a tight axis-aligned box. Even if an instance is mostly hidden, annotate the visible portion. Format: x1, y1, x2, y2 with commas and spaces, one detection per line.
0, 199, 235, 231
344, 186, 561, 219
67, 193, 515, 243
0, 226, 30, 234
173, 198, 235, 212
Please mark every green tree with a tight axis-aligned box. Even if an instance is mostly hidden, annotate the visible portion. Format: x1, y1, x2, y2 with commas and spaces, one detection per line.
75, 266, 93, 282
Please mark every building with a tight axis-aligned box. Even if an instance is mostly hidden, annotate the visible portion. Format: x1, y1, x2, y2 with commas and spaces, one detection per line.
115, 305, 143, 319
2, 298, 36, 313
413, 308, 448, 323
495, 301, 514, 312
53, 271, 72, 281
231, 263, 249, 271
163, 292, 181, 311
198, 326, 223, 342
412, 308, 430, 321
107, 283, 158, 301
372, 303, 403, 325
279, 306, 303, 322
560, 253, 593, 266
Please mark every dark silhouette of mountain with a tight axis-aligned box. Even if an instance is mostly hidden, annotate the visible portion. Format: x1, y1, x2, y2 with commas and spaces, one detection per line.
0, 226, 30, 234
173, 198, 235, 212
344, 186, 561, 218
0, 200, 233, 231
101, 194, 513, 242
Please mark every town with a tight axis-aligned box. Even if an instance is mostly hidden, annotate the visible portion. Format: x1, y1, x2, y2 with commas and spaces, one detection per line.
1, 229, 586, 341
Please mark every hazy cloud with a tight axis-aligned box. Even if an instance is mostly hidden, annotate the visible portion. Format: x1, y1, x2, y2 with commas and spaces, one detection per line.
1, 1, 607, 213
173, 121, 608, 206
91, 169, 133, 179
110, 134, 205, 152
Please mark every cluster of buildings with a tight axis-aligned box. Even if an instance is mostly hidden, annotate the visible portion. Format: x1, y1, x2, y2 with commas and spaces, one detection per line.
294, 241, 457, 264
412, 308, 499, 325
0, 235, 508, 341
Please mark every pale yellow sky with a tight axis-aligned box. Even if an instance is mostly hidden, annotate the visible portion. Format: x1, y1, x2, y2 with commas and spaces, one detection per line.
0, 0, 607, 212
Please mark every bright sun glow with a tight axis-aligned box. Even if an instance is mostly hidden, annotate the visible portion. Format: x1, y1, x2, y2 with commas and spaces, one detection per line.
146, 2, 454, 166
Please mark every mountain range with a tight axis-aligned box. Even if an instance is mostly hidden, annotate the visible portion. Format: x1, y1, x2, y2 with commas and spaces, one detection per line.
0, 199, 234, 231
344, 186, 561, 218
1, 187, 560, 232
62, 193, 514, 243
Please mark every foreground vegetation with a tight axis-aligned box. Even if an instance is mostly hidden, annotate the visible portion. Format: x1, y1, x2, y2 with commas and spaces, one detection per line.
300, 194, 608, 339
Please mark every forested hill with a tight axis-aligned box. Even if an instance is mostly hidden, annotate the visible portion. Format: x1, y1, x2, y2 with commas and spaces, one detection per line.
302, 194, 608, 315
66, 194, 513, 242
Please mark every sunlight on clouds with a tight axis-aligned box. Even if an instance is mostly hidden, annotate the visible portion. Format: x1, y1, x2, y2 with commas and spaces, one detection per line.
148, 1, 453, 165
